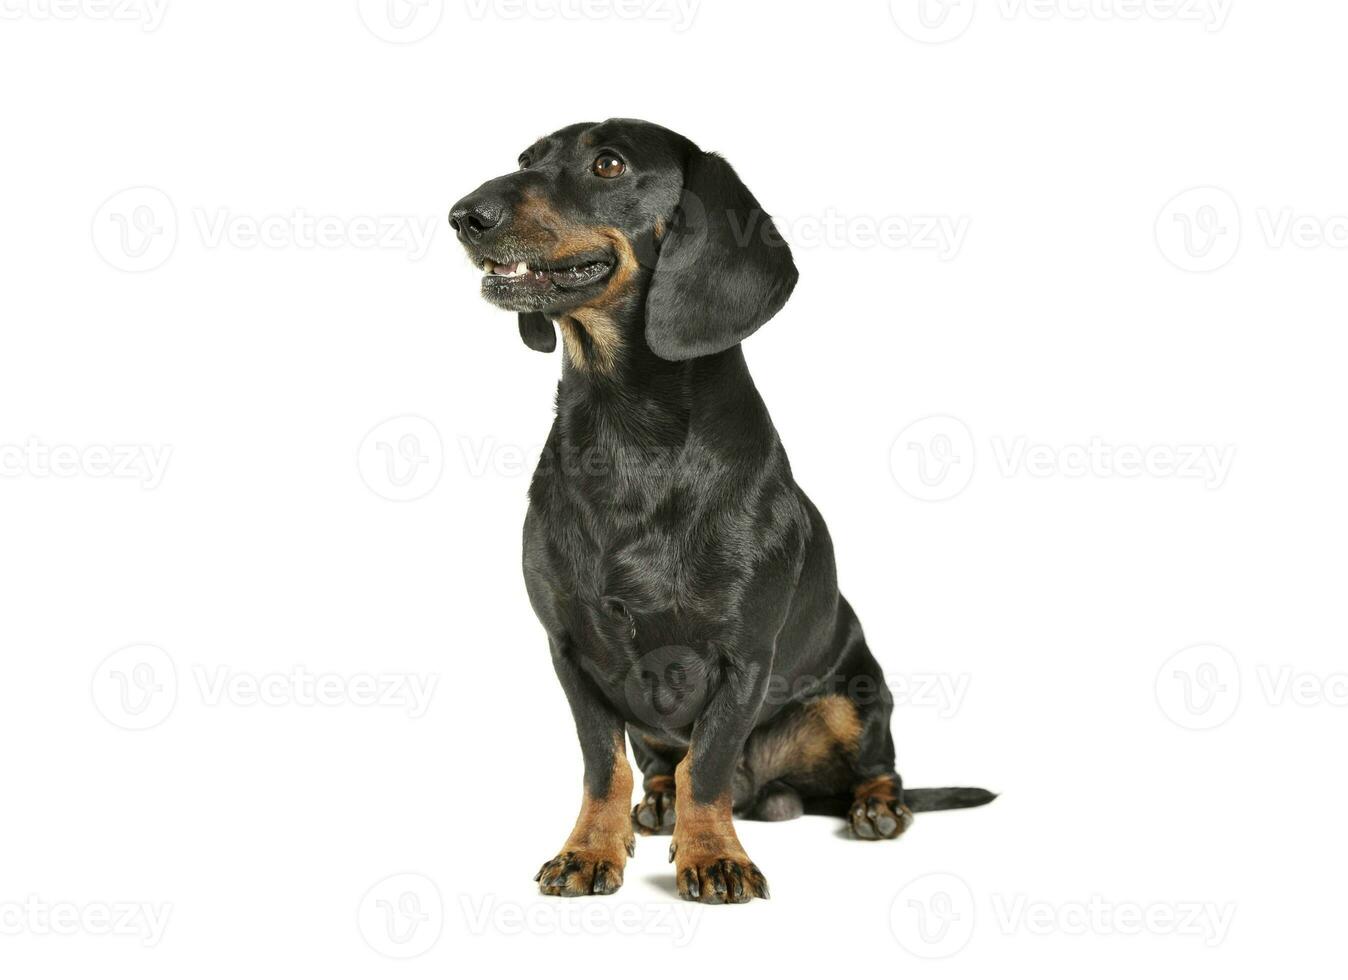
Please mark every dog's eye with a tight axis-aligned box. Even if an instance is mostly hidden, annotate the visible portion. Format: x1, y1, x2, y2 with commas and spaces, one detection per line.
592, 153, 626, 179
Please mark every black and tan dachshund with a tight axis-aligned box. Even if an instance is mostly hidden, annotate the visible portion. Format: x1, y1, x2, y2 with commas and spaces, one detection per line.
450, 119, 994, 904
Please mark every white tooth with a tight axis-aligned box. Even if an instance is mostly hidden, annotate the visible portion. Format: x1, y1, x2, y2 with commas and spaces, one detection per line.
482, 260, 493, 273
517, 262, 528, 275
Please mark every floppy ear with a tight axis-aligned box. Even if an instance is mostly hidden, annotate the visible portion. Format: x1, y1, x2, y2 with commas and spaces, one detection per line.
645, 152, 797, 361
517, 312, 556, 353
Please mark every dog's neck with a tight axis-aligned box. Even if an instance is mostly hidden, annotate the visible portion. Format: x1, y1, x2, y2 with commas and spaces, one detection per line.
552, 308, 755, 458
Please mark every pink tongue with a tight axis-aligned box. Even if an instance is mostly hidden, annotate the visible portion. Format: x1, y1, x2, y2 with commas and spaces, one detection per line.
492, 263, 514, 275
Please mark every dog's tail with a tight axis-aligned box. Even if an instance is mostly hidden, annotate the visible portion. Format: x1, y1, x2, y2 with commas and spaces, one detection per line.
903, 787, 998, 812
804, 785, 997, 817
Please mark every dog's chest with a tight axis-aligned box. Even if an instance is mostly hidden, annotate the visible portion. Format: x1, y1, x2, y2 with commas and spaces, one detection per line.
531, 395, 767, 682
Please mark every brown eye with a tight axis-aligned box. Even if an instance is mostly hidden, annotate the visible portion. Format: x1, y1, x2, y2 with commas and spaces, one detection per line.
592, 153, 625, 178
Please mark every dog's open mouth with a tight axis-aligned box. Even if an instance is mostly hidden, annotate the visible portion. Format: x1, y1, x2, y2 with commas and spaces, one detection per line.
482, 257, 611, 289
476, 250, 614, 312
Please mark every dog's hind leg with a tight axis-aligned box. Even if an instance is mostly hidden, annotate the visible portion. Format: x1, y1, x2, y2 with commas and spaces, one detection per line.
748, 781, 805, 822
629, 733, 684, 835
738, 694, 861, 819
820, 621, 996, 837
837, 630, 916, 841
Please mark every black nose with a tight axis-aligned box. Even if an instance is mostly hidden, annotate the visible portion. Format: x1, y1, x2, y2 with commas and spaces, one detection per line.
449, 196, 504, 243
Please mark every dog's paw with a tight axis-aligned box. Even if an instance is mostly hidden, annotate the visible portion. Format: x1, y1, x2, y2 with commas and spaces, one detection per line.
535, 842, 633, 897
849, 796, 914, 840
632, 778, 676, 835
669, 841, 768, 904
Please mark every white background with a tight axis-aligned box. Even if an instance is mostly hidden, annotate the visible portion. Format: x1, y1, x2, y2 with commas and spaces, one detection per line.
2, 0, 1345, 976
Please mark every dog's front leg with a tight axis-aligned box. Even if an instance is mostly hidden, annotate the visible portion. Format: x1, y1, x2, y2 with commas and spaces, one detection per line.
669, 654, 771, 904
534, 645, 635, 896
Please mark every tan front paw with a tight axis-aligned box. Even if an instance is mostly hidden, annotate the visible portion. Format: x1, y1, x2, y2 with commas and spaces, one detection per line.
535, 838, 634, 897
669, 838, 769, 904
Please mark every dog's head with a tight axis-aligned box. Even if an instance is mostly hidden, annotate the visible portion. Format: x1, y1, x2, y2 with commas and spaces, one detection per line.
449, 119, 797, 369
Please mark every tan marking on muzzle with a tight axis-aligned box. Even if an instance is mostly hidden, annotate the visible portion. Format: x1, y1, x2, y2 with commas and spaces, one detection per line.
503, 190, 641, 375
556, 228, 639, 376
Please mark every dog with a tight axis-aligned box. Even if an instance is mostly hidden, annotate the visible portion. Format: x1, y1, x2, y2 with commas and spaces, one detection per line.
450, 119, 994, 904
